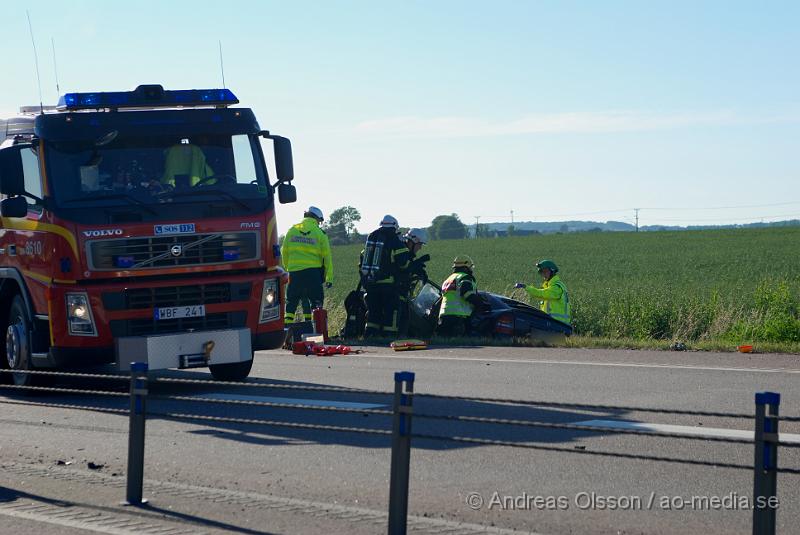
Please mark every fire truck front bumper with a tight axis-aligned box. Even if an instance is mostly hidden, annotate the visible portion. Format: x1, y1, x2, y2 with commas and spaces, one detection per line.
115, 328, 252, 372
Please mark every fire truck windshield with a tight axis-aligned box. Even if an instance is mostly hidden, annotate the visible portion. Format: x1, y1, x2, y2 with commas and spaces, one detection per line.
46, 132, 270, 219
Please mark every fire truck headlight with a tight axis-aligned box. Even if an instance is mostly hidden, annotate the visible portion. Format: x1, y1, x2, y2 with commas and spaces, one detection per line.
66, 293, 97, 336
259, 278, 280, 324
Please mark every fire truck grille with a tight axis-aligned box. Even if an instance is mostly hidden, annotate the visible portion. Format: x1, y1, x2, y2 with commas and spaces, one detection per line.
109, 311, 247, 337
102, 282, 252, 311
87, 232, 259, 270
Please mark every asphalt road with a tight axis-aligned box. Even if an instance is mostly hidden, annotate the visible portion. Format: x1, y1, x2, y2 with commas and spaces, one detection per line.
0, 345, 798, 535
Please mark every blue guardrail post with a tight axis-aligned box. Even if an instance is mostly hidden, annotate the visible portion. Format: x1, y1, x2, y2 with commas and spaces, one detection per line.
124, 362, 149, 506
753, 391, 779, 535
388, 371, 415, 535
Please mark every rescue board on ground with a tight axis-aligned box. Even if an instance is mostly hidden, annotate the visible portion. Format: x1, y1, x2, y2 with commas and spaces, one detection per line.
390, 339, 428, 351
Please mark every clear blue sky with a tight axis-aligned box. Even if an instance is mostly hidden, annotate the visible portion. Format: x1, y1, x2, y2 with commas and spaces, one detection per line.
2, 1, 798, 231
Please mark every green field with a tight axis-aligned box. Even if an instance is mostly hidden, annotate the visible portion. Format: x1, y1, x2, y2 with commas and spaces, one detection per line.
317, 227, 800, 351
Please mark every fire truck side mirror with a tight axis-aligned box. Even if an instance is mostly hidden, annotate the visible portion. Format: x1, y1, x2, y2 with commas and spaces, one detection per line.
277, 182, 297, 204
260, 131, 294, 182
0, 145, 26, 196
272, 136, 294, 182
0, 196, 27, 218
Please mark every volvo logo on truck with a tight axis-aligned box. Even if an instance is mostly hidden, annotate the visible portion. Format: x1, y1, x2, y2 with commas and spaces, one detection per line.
83, 229, 123, 238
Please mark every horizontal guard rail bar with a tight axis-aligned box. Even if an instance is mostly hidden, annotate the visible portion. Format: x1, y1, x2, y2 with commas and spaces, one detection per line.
0, 369, 129, 380
148, 410, 393, 436
150, 376, 388, 394
0, 384, 129, 397
411, 433, 754, 470
413, 412, 757, 445
413, 392, 760, 420
149, 394, 393, 415
0, 398, 128, 414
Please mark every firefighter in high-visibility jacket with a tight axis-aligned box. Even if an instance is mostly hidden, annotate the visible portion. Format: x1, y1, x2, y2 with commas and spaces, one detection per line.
436, 255, 487, 337
360, 215, 409, 337
281, 206, 333, 323
161, 139, 214, 186
514, 259, 571, 325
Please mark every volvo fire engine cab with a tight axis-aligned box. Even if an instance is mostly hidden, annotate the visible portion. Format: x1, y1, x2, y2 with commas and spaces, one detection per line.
0, 85, 297, 383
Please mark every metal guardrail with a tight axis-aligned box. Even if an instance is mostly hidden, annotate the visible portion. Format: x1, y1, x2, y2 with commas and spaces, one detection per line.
0, 367, 797, 535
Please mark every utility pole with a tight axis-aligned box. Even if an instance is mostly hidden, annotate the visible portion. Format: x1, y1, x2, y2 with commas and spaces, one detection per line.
510, 210, 514, 225
474, 216, 481, 238
634, 208, 640, 232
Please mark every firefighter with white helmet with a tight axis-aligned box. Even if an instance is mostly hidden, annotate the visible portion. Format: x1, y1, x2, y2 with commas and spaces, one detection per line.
281, 206, 333, 323
404, 228, 428, 254
436, 254, 487, 337
360, 215, 410, 336
397, 228, 430, 336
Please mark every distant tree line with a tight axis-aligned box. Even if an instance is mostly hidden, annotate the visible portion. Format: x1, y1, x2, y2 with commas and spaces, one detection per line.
314, 207, 800, 246
319, 208, 472, 244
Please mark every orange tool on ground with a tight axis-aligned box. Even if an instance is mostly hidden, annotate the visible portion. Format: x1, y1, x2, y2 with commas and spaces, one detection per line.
390, 339, 428, 351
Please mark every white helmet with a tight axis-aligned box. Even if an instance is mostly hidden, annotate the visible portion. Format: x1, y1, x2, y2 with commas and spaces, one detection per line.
404, 228, 428, 245
379, 214, 399, 229
306, 206, 324, 221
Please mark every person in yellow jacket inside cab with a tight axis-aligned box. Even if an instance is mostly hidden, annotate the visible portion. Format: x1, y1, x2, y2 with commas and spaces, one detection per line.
281, 206, 333, 322
162, 138, 215, 187
514, 259, 571, 325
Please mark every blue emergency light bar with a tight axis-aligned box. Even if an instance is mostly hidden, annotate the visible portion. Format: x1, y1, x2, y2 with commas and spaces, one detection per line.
56, 85, 239, 111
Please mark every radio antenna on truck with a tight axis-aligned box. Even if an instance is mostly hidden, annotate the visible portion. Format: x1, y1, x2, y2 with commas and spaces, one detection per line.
25, 10, 45, 114
52, 36, 61, 95
218, 40, 227, 89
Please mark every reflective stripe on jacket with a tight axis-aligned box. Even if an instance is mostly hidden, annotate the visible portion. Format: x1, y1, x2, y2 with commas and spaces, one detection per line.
439, 272, 476, 318
281, 218, 333, 282
523, 274, 571, 325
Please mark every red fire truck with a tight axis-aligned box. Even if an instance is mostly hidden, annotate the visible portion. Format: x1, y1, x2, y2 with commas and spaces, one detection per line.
0, 85, 296, 383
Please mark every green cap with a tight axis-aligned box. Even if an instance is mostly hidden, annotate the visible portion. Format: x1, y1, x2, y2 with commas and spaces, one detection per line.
536, 259, 559, 273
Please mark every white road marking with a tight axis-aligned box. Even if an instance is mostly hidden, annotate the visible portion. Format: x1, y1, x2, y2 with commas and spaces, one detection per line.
192, 393, 386, 409
574, 419, 800, 444
358, 354, 800, 374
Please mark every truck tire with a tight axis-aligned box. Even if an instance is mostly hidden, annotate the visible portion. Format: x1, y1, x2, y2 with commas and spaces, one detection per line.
208, 354, 254, 382
5, 296, 37, 388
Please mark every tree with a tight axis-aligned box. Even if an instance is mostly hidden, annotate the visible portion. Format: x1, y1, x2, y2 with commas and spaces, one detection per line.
327, 206, 361, 236
429, 214, 468, 240
507, 225, 515, 237
324, 206, 362, 245
559, 224, 569, 233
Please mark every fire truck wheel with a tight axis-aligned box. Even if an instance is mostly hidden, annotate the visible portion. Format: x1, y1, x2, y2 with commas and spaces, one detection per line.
5, 296, 37, 388
208, 356, 254, 382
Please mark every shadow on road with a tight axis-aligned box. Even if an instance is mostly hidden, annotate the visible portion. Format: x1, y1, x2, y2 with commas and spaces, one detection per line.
0, 486, 71, 506
138, 502, 278, 535
0, 484, 274, 535
0, 367, 628, 452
